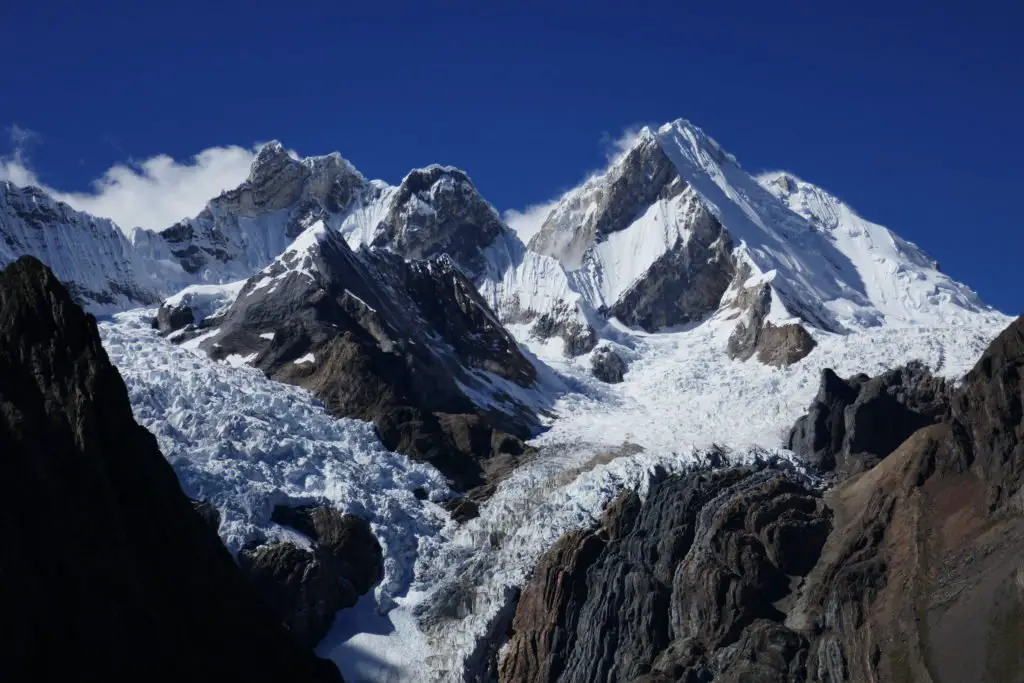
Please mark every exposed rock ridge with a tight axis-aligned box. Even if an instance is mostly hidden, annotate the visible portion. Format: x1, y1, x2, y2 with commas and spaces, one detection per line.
787, 360, 951, 474
192, 224, 541, 492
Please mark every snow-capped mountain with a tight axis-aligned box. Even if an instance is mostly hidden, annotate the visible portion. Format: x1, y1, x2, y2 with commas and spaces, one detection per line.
1, 115, 1015, 682
159, 142, 375, 281
168, 220, 544, 491
525, 120, 1002, 359
0, 181, 166, 311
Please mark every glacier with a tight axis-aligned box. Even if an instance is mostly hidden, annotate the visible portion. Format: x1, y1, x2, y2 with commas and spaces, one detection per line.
2, 114, 1014, 682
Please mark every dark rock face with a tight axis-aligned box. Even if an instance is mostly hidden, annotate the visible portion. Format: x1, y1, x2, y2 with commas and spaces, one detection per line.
950, 316, 1024, 511
499, 467, 830, 683
373, 166, 506, 277
239, 506, 383, 648
0, 257, 339, 681
505, 315, 1024, 683
441, 496, 481, 524
153, 301, 194, 334
590, 346, 627, 383
787, 361, 951, 474
606, 199, 735, 332
200, 227, 540, 491
726, 271, 816, 367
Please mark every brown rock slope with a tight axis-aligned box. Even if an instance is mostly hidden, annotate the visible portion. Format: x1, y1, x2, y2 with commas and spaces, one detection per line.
500, 315, 1024, 683
0, 257, 341, 681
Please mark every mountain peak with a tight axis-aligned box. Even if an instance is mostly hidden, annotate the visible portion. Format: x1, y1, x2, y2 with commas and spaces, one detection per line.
246, 140, 299, 185
254, 139, 289, 162
398, 164, 474, 194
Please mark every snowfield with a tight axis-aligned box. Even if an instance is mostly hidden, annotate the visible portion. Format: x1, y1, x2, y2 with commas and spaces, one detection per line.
99, 301, 1011, 682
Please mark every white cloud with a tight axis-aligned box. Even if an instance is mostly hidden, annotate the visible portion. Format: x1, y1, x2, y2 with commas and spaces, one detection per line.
1, 127, 264, 234
600, 126, 646, 164
503, 200, 557, 243
52, 146, 258, 232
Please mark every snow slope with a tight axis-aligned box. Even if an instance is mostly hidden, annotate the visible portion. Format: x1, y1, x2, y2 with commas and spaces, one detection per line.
0, 181, 169, 311
758, 170, 993, 326
653, 120, 1003, 330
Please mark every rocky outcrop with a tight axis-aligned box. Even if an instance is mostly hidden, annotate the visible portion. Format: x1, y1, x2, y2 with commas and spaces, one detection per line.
525, 300, 597, 357
590, 345, 627, 383
0, 257, 339, 681
499, 466, 830, 683
195, 224, 541, 491
239, 505, 383, 648
441, 496, 481, 524
754, 322, 817, 367
373, 166, 507, 278
604, 199, 735, 332
152, 300, 194, 334
787, 361, 951, 474
726, 269, 816, 367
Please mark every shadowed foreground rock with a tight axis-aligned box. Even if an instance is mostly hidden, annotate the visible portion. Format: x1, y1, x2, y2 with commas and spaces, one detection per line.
502, 316, 1024, 683
0, 257, 340, 682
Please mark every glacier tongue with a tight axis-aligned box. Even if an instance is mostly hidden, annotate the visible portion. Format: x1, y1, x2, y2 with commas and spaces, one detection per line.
99, 309, 452, 608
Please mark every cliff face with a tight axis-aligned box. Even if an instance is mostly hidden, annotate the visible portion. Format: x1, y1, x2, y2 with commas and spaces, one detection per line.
0, 256, 340, 681
499, 467, 831, 683
501, 317, 1024, 683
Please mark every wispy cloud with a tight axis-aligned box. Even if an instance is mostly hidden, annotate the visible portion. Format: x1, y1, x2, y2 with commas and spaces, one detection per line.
0, 124, 43, 187
1, 125, 264, 234
503, 200, 557, 243
502, 125, 653, 239
599, 126, 648, 164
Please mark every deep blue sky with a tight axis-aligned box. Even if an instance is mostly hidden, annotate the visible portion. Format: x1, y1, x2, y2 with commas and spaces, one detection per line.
2, 1, 1022, 312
